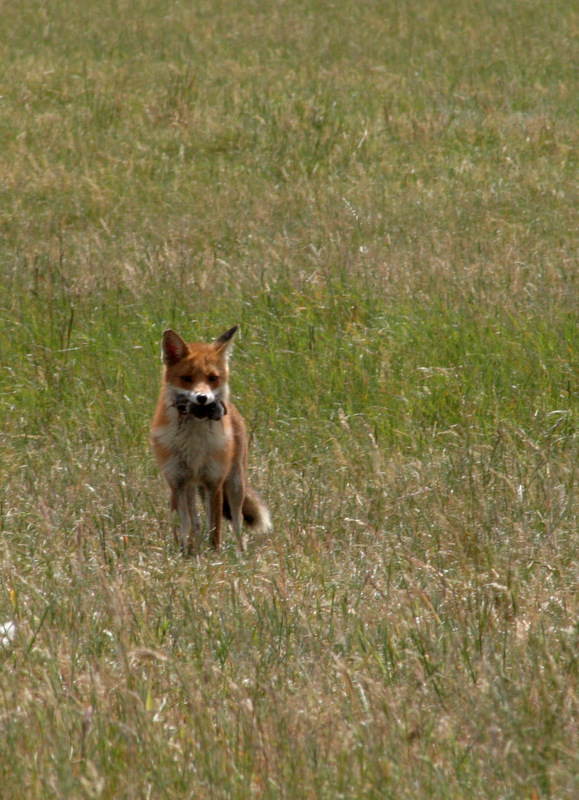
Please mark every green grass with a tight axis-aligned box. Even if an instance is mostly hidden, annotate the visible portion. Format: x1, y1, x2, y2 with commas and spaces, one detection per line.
1, 0, 578, 797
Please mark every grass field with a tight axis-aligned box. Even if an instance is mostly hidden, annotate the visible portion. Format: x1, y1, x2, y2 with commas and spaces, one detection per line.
1, 0, 578, 797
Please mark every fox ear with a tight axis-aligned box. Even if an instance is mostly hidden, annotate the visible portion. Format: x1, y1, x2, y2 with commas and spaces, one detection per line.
162, 329, 188, 366
213, 325, 239, 357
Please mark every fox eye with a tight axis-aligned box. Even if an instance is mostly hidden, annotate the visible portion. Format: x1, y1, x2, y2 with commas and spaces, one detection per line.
181, 375, 193, 384
208, 375, 218, 383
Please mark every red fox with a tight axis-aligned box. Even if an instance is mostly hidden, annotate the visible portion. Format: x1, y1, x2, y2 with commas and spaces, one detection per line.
151, 325, 271, 554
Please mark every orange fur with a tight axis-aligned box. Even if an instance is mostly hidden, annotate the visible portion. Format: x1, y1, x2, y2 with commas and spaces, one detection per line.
151, 325, 271, 554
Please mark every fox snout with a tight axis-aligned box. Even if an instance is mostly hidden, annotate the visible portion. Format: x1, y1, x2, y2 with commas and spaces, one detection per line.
174, 393, 227, 421
176, 388, 215, 406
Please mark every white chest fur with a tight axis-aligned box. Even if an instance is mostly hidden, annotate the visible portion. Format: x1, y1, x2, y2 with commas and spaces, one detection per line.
152, 405, 231, 488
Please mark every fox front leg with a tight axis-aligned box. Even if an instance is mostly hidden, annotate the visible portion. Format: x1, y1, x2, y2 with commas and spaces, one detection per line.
172, 484, 200, 555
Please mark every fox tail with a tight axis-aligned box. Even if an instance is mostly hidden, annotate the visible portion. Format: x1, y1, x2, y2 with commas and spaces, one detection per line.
223, 486, 272, 533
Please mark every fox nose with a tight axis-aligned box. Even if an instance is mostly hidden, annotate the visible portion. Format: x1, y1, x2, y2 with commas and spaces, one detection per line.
195, 393, 208, 405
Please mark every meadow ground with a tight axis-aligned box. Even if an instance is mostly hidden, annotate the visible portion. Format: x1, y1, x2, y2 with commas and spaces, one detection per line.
0, 0, 578, 797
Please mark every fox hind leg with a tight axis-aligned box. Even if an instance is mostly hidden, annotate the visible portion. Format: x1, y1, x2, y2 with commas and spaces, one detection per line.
224, 475, 246, 552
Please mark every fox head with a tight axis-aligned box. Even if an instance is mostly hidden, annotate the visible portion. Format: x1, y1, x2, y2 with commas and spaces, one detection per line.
161, 325, 238, 410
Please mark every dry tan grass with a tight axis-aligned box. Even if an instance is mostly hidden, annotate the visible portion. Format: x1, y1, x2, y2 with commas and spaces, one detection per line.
1, 0, 578, 797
